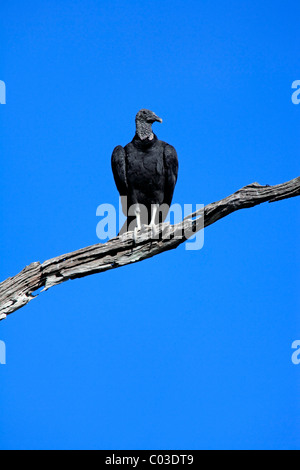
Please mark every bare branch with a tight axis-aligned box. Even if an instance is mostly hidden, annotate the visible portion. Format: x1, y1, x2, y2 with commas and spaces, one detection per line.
0, 176, 299, 320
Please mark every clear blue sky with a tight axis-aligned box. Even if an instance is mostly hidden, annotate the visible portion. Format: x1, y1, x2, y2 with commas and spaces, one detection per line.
0, 0, 299, 450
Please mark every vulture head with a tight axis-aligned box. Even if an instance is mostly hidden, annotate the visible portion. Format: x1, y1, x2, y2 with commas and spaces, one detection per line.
135, 109, 163, 140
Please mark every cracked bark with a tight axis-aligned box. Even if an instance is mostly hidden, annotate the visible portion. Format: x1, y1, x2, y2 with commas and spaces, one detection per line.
0, 176, 299, 320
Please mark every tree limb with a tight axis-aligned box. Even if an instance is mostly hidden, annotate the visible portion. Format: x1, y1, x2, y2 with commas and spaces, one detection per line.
0, 176, 299, 320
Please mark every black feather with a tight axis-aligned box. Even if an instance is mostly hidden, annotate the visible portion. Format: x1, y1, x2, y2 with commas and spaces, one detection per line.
112, 127, 178, 234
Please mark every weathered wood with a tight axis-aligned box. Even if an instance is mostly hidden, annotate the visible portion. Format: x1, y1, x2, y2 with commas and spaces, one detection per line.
0, 176, 299, 320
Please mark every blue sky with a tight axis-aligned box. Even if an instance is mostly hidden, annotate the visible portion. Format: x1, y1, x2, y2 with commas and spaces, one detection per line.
0, 0, 299, 450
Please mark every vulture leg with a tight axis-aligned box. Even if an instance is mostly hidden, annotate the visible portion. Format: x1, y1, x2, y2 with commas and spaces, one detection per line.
133, 204, 142, 242
149, 204, 159, 238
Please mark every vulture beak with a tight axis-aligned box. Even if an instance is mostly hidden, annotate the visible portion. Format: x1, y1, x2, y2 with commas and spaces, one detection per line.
149, 113, 163, 124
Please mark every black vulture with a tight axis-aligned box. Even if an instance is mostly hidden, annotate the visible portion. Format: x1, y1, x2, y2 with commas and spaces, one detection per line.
111, 109, 179, 238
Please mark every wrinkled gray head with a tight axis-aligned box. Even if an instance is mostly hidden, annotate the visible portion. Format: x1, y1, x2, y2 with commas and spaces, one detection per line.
135, 109, 162, 140
135, 109, 163, 124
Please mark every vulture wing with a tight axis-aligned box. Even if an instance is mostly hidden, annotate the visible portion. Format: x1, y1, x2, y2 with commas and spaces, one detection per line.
163, 144, 178, 208
111, 145, 127, 195
111, 145, 128, 215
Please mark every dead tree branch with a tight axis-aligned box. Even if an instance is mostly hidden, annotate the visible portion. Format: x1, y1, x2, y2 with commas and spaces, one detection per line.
0, 176, 299, 320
